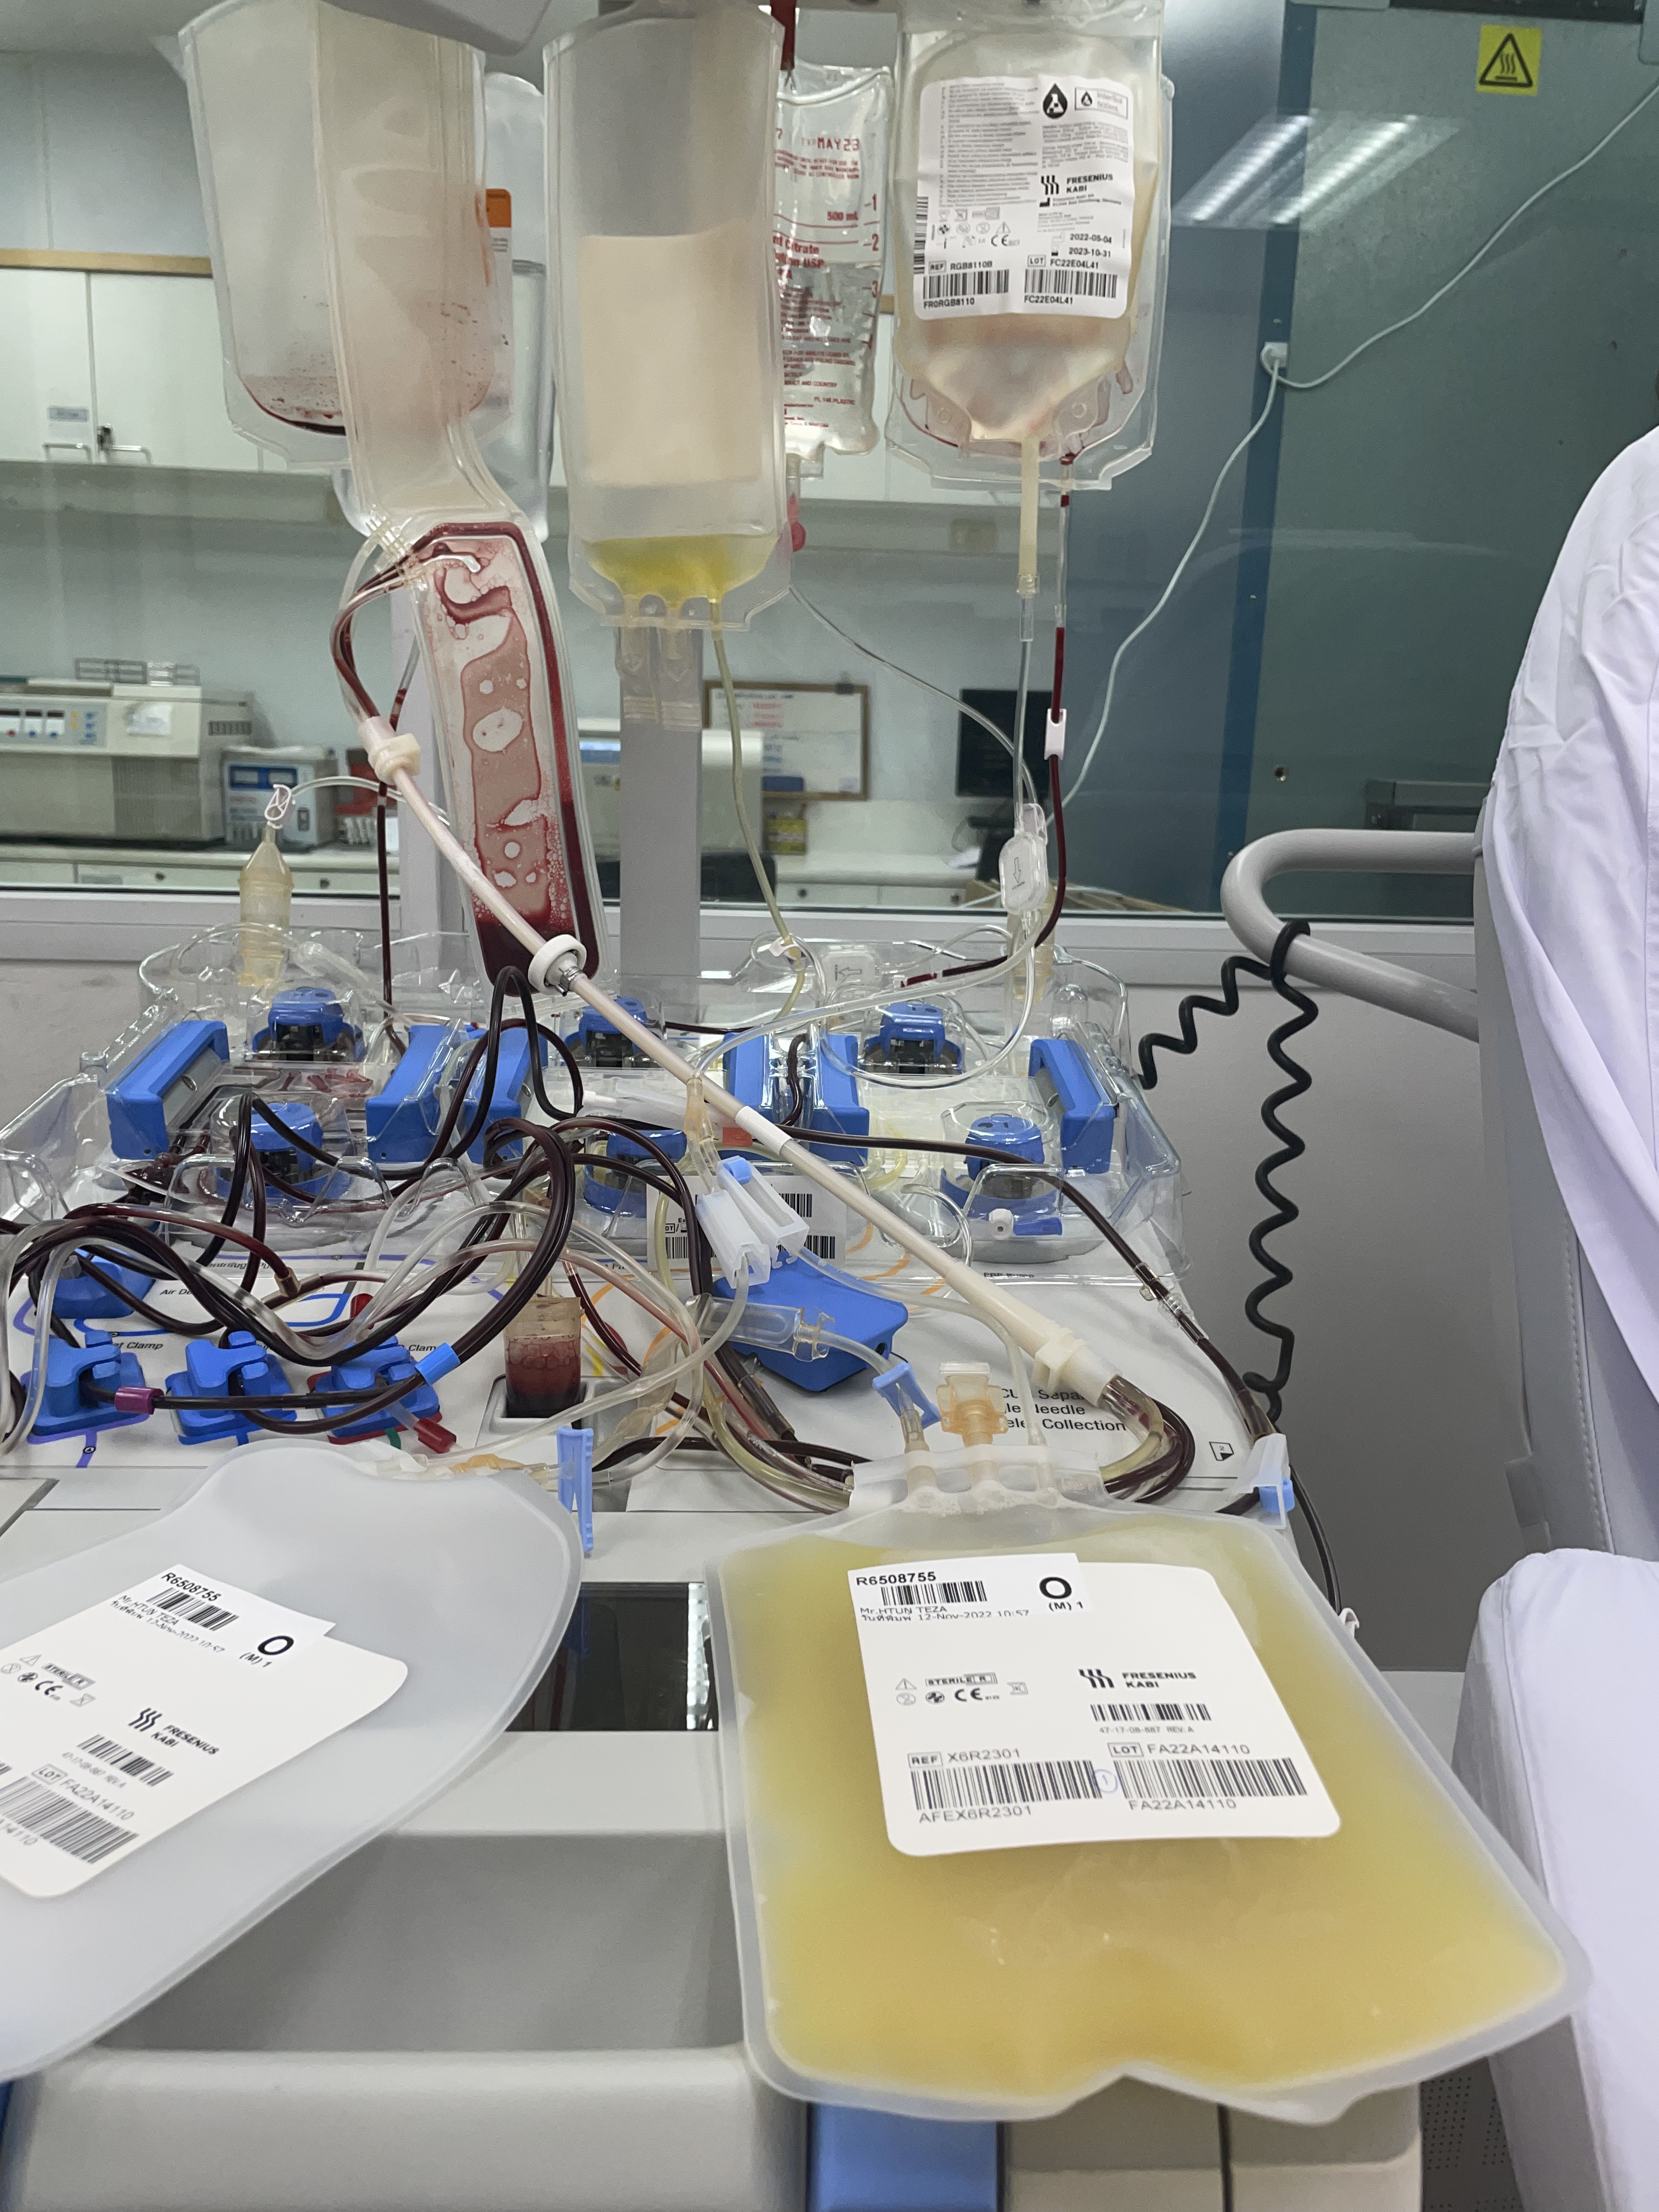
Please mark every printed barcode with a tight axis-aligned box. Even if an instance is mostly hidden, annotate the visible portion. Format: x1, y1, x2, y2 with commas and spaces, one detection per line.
1113, 1753, 1306, 1805
146, 1588, 236, 1633
1024, 268, 1120, 303
0, 1774, 136, 1865
912, 1756, 1102, 1814
80, 1734, 172, 1787
804, 1232, 838, 1260
1093, 1700, 1211, 1724
912, 194, 929, 275
781, 1190, 813, 1220
880, 1577, 987, 1609
923, 268, 1011, 306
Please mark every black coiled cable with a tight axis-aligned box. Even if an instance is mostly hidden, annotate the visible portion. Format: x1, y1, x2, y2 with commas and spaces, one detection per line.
1137, 919, 1317, 1426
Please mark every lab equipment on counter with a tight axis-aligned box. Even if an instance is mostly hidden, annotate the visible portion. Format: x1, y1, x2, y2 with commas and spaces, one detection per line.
887, 0, 1170, 506
0, 1439, 582, 2078
548, 0, 790, 629
0, 677, 259, 846
775, 61, 894, 478
710, 1472, 1583, 2123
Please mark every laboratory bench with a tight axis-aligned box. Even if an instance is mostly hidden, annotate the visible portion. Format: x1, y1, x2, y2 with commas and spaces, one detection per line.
0, 840, 393, 896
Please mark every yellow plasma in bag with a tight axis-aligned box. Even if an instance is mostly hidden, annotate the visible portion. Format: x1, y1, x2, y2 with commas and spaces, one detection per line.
719, 1511, 1565, 2109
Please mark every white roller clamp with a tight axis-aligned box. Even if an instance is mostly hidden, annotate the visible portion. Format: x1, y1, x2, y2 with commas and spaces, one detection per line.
358, 714, 424, 785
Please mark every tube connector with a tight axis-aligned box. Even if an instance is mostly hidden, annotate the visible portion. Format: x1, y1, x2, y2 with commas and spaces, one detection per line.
414, 1343, 461, 1385
359, 714, 423, 784
872, 1359, 941, 1436
1030, 1328, 1114, 1404
527, 936, 585, 994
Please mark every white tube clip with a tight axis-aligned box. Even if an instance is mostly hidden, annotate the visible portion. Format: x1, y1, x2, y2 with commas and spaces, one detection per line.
1044, 709, 1067, 760
359, 715, 423, 784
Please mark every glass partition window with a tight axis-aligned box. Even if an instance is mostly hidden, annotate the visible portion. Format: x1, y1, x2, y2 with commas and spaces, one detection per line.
3, 3, 1656, 918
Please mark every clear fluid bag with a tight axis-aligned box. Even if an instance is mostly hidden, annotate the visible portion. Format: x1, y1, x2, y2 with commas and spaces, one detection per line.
547, 0, 791, 630
776, 61, 895, 475
710, 1485, 1584, 2123
477, 74, 556, 542
887, 0, 1170, 493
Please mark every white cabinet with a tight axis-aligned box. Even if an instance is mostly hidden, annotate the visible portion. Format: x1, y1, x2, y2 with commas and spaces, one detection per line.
0, 269, 95, 464
0, 266, 255, 474
88, 272, 256, 473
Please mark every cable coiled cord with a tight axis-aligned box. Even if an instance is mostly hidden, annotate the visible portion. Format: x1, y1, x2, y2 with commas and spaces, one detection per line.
1136, 919, 1316, 1426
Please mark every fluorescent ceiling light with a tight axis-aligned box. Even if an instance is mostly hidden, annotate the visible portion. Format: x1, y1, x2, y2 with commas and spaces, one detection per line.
1174, 110, 1460, 235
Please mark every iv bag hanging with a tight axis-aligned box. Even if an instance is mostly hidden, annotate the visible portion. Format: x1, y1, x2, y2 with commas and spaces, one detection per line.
548, 0, 791, 630
885, 0, 1170, 495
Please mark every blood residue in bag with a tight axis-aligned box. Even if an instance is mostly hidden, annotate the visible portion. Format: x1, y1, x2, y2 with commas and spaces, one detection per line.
503, 1292, 584, 1418
719, 1508, 1566, 2112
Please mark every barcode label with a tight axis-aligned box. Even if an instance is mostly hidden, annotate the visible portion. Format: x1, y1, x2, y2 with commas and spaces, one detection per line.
1093, 1700, 1211, 1724
1024, 267, 1120, 304
912, 193, 929, 275
146, 1588, 236, 1633
0, 1774, 136, 1865
804, 1232, 838, 1260
923, 267, 1011, 306
911, 1756, 1102, 1814
1113, 1753, 1306, 1805
782, 1190, 813, 1220
80, 1734, 172, 1787
881, 1577, 987, 1610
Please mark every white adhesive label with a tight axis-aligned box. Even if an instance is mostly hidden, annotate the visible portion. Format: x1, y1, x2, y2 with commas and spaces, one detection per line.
914, 75, 1134, 320
0, 1565, 405, 1897
849, 1554, 1338, 1855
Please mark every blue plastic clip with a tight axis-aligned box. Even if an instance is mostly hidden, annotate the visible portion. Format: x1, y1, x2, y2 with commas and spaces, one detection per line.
165, 1330, 294, 1447
872, 1360, 940, 1431
319, 1341, 441, 1441
29, 1331, 149, 1443
555, 1426, 594, 1554
1244, 1434, 1295, 1528
1257, 1470, 1296, 1526
415, 1343, 461, 1386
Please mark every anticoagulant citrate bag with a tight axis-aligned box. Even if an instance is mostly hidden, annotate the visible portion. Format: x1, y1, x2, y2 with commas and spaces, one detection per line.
710, 1487, 1583, 2122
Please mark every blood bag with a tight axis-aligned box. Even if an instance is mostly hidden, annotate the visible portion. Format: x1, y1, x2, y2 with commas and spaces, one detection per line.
548, 0, 791, 629
711, 1488, 1583, 2123
309, 1, 607, 979
775, 62, 894, 475
887, 0, 1170, 494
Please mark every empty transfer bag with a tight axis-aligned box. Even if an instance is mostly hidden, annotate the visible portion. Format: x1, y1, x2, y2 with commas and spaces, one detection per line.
711, 1487, 1582, 2123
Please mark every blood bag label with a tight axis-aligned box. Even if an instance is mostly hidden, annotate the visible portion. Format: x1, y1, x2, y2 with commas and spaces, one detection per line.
0, 1565, 405, 1897
849, 1555, 1338, 1854
913, 76, 1134, 320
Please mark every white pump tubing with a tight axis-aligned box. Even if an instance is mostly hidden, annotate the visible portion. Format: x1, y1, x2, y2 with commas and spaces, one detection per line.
384, 753, 1119, 1406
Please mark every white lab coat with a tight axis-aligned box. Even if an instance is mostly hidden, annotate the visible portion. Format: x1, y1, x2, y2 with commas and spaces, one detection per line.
1486, 425, 1659, 1412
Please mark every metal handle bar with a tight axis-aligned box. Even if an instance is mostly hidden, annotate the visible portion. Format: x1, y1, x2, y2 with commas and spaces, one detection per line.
1220, 828, 1479, 1040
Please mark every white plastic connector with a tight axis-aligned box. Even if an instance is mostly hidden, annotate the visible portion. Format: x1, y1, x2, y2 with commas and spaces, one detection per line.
717, 1160, 809, 1261
987, 1207, 1016, 1241
998, 802, 1051, 913
1261, 341, 1289, 375
1043, 709, 1067, 760
359, 714, 423, 783
263, 783, 294, 827
695, 1186, 772, 1288
1030, 1327, 1114, 1403
527, 936, 585, 994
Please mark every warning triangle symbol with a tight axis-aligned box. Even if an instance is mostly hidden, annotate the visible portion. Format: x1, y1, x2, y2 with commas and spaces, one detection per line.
1479, 32, 1534, 90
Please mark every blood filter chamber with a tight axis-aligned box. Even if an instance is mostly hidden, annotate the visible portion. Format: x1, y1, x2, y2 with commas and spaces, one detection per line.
889, 0, 1167, 483
547, 0, 791, 628
712, 1502, 1579, 2121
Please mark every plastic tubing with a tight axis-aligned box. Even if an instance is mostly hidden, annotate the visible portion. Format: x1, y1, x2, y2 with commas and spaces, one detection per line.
366, 731, 1121, 1404
0, 1245, 78, 1457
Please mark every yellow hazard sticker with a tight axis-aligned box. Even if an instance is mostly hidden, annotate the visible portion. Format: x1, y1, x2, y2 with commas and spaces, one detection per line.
1477, 24, 1541, 95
